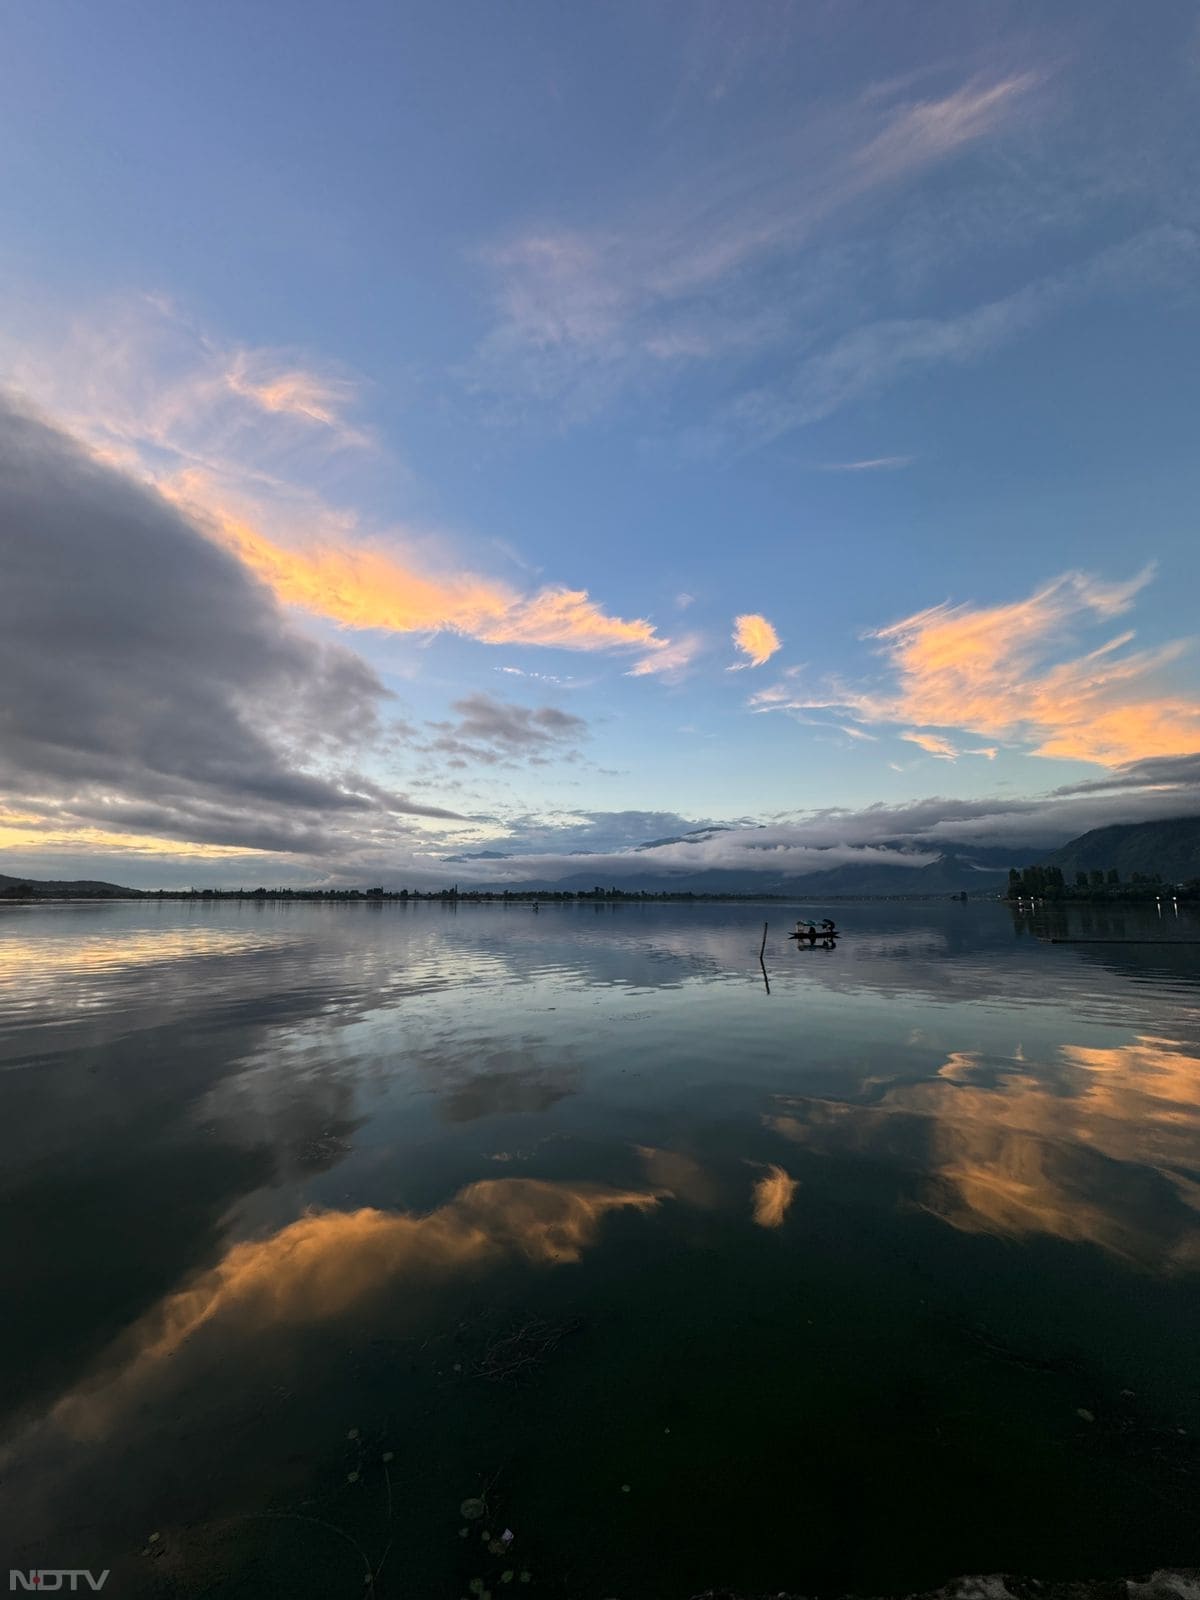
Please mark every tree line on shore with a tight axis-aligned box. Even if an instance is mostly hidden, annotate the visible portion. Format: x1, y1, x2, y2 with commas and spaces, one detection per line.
1006, 864, 1199, 903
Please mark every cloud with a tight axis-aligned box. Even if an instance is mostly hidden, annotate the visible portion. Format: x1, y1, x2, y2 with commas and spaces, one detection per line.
627, 631, 704, 680
177, 483, 672, 658
444, 770, 1200, 887
223, 350, 365, 437
426, 693, 587, 766
730, 613, 782, 669
0, 396, 461, 865
901, 731, 959, 760
719, 224, 1199, 447
2, 297, 687, 671
470, 73, 1038, 421
1, 292, 371, 468
818, 456, 915, 472
754, 567, 1200, 768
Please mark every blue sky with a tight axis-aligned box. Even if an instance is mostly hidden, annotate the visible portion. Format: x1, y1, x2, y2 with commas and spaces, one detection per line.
1, 1, 1199, 884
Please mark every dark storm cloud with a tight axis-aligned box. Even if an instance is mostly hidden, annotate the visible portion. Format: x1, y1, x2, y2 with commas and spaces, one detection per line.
0, 396, 460, 855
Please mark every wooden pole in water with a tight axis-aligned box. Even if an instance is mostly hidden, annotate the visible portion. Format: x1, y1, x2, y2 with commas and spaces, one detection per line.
760, 921, 768, 958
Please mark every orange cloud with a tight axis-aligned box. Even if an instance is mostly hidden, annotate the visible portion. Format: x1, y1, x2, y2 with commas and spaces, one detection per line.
901, 730, 958, 760
730, 613, 782, 669
168, 479, 677, 660
7, 299, 685, 673
757, 569, 1200, 767
0, 810, 269, 859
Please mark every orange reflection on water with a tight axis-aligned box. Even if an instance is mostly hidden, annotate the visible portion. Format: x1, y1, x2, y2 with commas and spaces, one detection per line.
40, 1178, 661, 1445
751, 1164, 799, 1228
0, 927, 292, 988
768, 1035, 1200, 1270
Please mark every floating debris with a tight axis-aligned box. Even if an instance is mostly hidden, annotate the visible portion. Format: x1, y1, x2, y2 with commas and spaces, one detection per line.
1077, 1408, 1096, 1423
501, 1573, 515, 1585
347, 1428, 359, 1440
347, 1470, 360, 1483
621, 1483, 631, 1493
476, 1315, 584, 1384
148, 1534, 160, 1544
382, 1450, 394, 1463
460, 1497, 487, 1520
500, 1529, 514, 1546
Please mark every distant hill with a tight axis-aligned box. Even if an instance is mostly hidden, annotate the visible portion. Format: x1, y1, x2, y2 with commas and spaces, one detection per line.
1037, 816, 1200, 883
0, 873, 139, 899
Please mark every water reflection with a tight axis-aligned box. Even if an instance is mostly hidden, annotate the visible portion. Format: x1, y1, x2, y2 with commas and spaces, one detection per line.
768, 1034, 1200, 1269
2, 899, 1198, 1593
31, 1178, 662, 1449
750, 1163, 799, 1228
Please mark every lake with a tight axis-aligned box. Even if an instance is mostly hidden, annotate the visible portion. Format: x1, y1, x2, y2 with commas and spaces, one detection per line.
2, 898, 1198, 1598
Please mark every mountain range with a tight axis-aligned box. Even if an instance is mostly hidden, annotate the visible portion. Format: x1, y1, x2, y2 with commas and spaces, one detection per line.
451, 816, 1200, 896
4, 816, 1199, 899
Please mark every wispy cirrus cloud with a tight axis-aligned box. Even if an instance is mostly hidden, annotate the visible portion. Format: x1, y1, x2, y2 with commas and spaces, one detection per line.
752, 567, 1200, 768
730, 613, 782, 670
223, 351, 368, 441
901, 731, 959, 760
719, 225, 1199, 447
0, 291, 372, 468
470, 72, 1039, 421
818, 456, 915, 473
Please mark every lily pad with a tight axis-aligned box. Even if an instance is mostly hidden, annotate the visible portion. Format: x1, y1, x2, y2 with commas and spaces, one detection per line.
460, 1497, 486, 1520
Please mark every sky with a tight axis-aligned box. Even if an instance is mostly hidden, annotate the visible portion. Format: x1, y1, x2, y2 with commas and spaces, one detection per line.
2, 0, 1199, 887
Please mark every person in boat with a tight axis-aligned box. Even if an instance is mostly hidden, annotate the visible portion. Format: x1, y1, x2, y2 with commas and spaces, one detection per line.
821, 918, 837, 934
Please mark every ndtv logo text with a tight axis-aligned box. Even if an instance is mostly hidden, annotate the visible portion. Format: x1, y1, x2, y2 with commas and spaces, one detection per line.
10, 1576, 109, 1592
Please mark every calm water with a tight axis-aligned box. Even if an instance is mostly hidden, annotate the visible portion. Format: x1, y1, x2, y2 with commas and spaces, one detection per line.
2, 899, 1199, 1598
